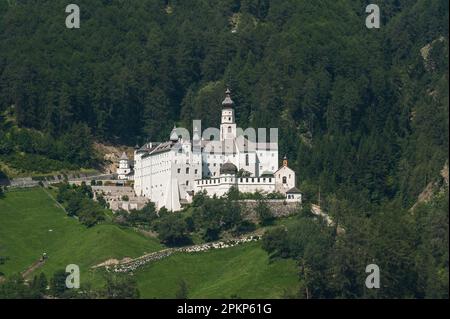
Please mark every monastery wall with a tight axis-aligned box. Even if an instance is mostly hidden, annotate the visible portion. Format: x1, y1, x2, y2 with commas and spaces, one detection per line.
239, 200, 301, 222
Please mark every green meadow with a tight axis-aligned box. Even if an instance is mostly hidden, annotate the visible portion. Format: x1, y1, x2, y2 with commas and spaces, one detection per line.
1, 188, 299, 298
135, 242, 299, 299
0, 188, 162, 280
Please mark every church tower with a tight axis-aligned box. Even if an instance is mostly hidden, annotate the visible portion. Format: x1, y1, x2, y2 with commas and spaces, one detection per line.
283, 155, 288, 167
220, 88, 237, 141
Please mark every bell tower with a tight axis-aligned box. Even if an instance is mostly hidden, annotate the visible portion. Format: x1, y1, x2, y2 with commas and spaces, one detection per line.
283, 155, 288, 167
220, 88, 237, 141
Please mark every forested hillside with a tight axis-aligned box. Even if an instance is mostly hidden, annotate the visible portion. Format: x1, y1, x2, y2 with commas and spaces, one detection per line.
0, 0, 448, 298
0, 0, 447, 203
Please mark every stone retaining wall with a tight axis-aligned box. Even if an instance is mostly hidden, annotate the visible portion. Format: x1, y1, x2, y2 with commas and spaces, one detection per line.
92, 185, 148, 211
100, 235, 261, 273
239, 200, 300, 221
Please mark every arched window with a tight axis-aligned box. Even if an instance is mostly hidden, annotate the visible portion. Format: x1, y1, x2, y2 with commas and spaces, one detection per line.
282, 176, 287, 184
228, 126, 232, 133
245, 154, 249, 166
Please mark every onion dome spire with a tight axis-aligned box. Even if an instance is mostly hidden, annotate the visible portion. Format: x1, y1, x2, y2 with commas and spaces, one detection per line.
222, 88, 234, 107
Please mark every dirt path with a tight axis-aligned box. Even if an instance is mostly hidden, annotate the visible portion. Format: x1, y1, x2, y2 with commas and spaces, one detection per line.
21, 258, 46, 279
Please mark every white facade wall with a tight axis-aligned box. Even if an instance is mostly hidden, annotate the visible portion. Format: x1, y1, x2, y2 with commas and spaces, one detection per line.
236, 176, 276, 193
202, 153, 233, 178
194, 175, 276, 197
195, 176, 237, 198
275, 166, 296, 194
201, 149, 271, 178
256, 149, 279, 176
134, 152, 144, 195
286, 193, 302, 202
237, 151, 257, 176
133, 141, 201, 211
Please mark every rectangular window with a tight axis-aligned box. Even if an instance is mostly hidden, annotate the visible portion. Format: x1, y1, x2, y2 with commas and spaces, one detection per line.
186, 168, 190, 174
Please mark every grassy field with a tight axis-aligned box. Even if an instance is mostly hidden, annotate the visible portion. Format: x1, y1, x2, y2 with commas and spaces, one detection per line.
1, 188, 300, 298
135, 242, 299, 299
0, 188, 162, 282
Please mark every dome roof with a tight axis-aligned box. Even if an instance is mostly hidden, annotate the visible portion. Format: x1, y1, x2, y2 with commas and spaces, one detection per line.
260, 171, 274, 177
220, 161, 238, 175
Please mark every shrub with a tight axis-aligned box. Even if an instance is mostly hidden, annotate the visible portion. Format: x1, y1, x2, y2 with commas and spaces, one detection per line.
256, 200, 275, 226
155, 214, 191, 246
56, 183, 106, 227
103, 274, 140, 299
233, 220, 256, 236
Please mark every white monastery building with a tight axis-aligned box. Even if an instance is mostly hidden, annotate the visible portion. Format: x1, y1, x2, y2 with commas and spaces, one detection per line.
133, 89, 302, 211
